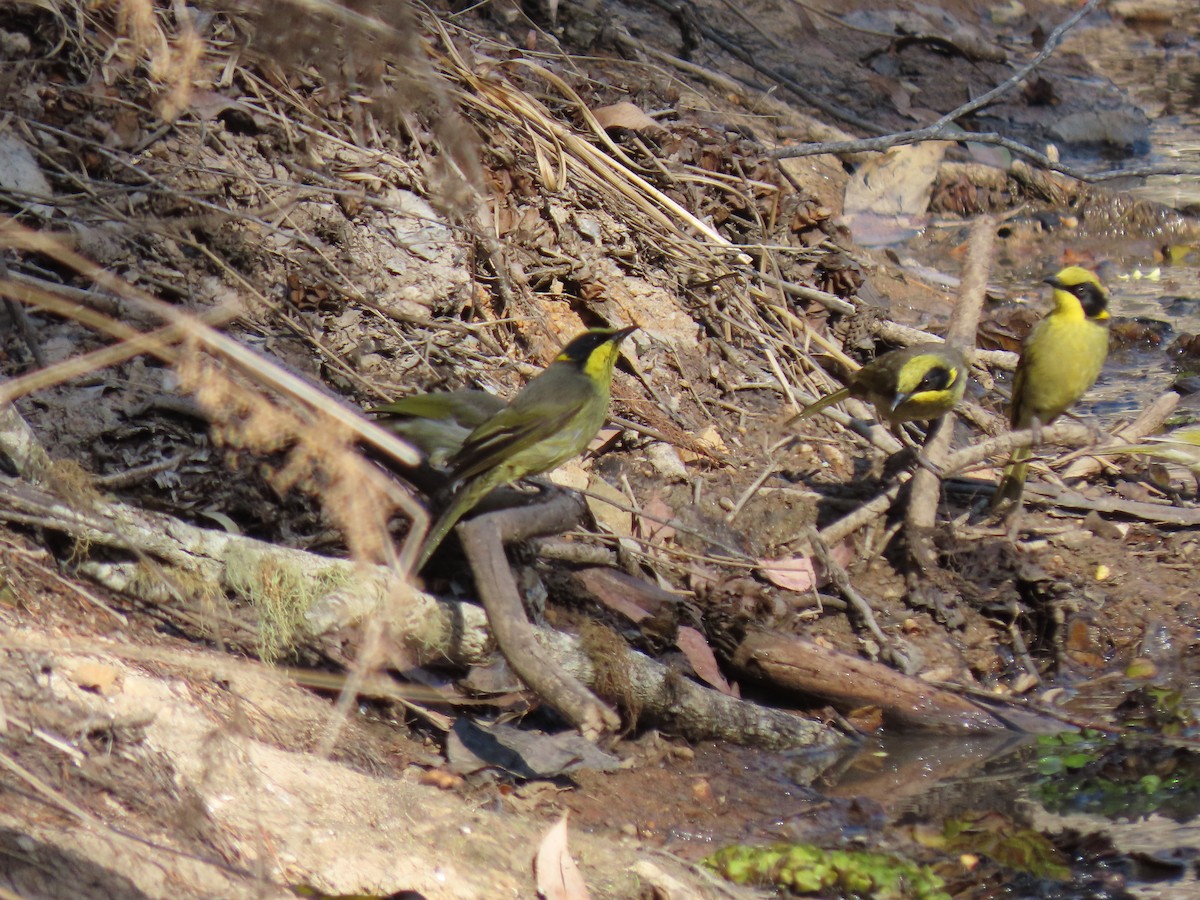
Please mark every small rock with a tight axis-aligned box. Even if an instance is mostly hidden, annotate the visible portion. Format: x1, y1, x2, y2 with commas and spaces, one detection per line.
646, 442, 689, 482
70, 661, 120, 696
1050, 529, 1089, 550
1083, 510, 1126, 540
1049, 108, 1150, 154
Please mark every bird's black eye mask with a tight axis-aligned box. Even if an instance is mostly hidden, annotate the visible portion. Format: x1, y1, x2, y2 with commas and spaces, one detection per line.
1070, 281, 1109, 318
916, 365, 955, 393
559, 331, 613, 363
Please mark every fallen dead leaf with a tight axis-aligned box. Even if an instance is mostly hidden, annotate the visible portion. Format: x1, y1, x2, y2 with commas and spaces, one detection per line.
535, 813, 589, 900
585, 475, 633, 538
593, 101, 664, 134
418, 768, 464, 790
758, 555, 823, 593
549, 460, 590, 491
574, 569, 654, 623
692, 425, 728, 456
588, 426, 623, 453
843, 141, 951, 246
637, 495, 676, 545
676, 626, 737, 697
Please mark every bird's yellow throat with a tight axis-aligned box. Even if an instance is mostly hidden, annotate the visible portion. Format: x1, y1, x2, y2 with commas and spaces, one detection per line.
572, 337, 626, 385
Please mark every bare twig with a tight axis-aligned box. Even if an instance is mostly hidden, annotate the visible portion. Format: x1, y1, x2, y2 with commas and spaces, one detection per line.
0, 253, 46, 368
458, 491, 621, 740
818, 480, 906, 546
905, 215, 993, 553
770, 0, 1129, 187
998, 483, 1200, 527
1059, 392, 1178, 479
942, 422, 1094, 476
875, 320, 1017, 371
803, 525, 919, 670
638, 0, 882, 134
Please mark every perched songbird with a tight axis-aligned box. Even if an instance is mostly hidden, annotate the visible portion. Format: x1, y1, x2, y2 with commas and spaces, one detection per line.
413, 326, 637, 569
370, 389, 508, 469
992, 266, 1111, 511
786, 342, 968, 429
1090, 426, 1200, 494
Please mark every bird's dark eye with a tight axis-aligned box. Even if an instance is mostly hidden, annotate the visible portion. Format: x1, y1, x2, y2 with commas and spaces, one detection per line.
1071, 282, 1108, 317
918, 366, 954, 392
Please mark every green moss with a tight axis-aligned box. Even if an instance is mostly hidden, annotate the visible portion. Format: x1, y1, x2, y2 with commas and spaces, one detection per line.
1034, 730, 1200, 822
704, 842, 949, 899
224, 545, 352, 662
942, 811, 1071, 881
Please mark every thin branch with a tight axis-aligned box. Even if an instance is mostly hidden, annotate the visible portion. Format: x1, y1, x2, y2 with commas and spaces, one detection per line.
637, 0, 881, 134
927, 0, 1102, 133
458, 492, 621, 740
765, 0, 1179, 186
906, 215, 993, 536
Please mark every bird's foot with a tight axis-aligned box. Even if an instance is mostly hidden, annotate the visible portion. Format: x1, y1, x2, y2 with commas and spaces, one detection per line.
913, 451, 946, 479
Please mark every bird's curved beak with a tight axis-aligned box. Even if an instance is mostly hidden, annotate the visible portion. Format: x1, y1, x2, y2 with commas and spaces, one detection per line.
614, 325, 639, 343
1043, 274, 1064, 289
890, 392, 912, 413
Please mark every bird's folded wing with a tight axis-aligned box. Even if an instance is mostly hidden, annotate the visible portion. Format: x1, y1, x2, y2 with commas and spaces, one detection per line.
369, 390, 507, 426
447, 401, 586, 484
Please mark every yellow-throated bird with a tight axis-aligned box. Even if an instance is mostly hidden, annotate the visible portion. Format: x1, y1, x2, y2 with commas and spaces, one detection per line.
992, 266, 1110, 510
371, 389, 508, 469
413, 325, 636, 569
786, 342, 968, 429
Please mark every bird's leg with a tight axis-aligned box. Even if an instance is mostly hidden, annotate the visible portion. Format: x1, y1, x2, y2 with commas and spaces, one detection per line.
1030, 415, 1044, 450
891, 423, 945, 478
911, 450, 946, 479
895, 423, 923, 452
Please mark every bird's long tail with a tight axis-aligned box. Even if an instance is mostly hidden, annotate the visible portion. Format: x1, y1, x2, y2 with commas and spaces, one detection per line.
415, 476, 497, 570
992, 446, 1031, 512
785, 387, 852, 428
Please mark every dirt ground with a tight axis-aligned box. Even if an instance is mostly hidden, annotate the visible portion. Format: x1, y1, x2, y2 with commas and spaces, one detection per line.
1, 0, 1199, 897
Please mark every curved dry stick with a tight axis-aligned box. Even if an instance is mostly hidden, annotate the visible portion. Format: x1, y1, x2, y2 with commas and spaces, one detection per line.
457, 491, 621, 741
906, 215, 994, 539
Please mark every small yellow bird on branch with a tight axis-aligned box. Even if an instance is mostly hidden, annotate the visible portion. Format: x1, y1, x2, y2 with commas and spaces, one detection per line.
786, 342, 969, 430
993, 266, 1111, 511
373, 326, 637, 570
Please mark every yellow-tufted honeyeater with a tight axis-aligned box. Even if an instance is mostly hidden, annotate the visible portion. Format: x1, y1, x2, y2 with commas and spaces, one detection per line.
401, 326, 636, 570
786, 342, 968, 430
992, 266, 1110, 511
